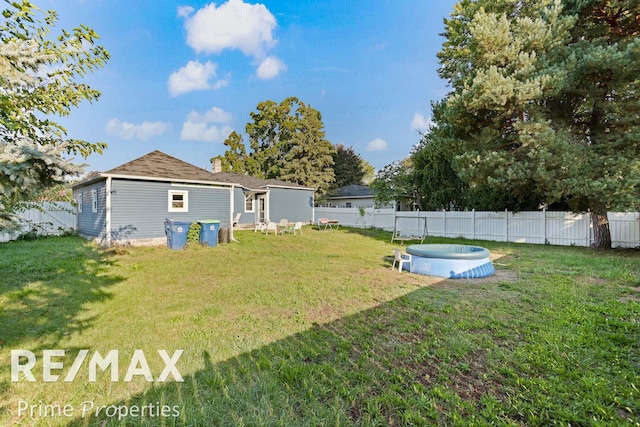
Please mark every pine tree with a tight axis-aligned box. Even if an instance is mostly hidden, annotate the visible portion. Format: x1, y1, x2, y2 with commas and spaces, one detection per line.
432, 0, 639, 248
332, 145, 366, 189
0, 1, 109, 230
280, 102, 335, 196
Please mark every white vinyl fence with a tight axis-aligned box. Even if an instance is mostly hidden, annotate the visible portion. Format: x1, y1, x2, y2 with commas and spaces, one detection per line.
0, 202, 76, 243
315, 208, 640, 248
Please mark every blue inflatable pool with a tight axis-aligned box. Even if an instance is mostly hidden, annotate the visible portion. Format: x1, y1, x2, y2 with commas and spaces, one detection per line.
404, 244, 494, 278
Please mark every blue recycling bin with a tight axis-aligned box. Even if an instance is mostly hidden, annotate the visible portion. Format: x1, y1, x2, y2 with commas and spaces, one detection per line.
198, 219, 220, 247
164, 219, 191, 250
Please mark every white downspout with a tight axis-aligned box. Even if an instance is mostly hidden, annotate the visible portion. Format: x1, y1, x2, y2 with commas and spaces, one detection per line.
265, 190, 270, 223
230, 185, 238, 242
105, 177, 112, 246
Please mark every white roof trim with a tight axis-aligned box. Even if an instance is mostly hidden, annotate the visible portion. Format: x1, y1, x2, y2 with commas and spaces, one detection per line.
326, 195, 374, 200
73, 173, 237, 188
264, 184, 314, 191
73, 172, 313, 191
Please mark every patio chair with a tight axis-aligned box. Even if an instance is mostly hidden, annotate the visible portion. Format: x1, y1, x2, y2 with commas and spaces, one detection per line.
392, 248, 412, 273
277, 218, 290, 234
265, 221, 278, 235
232, 212, 241, 227
293, 221, 303, 235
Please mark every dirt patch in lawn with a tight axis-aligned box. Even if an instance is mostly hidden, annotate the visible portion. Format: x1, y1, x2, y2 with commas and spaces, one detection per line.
620, 286, 640, 303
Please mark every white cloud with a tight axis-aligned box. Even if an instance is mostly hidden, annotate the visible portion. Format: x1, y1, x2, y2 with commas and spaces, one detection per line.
105, 119, 170, 140
180, 107, 234, 143
177, 5, 194, 18
366, 138, 388, 152
411, 113, 433, 131
168, 60, 227, 97
181, 0, 286, 78
256, 56, 286, 79
183, 0, 277, 58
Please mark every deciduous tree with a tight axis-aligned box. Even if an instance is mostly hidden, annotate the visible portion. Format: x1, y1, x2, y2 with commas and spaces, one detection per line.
219, 97, 335, 196
370, 158, 414, 209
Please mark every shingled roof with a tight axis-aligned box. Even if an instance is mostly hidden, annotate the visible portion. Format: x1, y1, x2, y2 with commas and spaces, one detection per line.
326, 185, 373, 198
105, 150, 216, 182
79, 150, 311, 191
207, 171, 310, 191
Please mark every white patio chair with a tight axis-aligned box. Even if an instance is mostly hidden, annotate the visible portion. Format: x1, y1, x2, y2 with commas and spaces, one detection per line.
265, 221, 278, 235
277, 218, 289, 234
293, 222, 303, 235
392, 248, 412, 273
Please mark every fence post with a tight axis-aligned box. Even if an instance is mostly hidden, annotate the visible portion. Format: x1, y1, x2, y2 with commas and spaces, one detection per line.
443, 210, 447, 238
505, 209, 509, 242
543, 208, 547, 244
472, 209, 476, 240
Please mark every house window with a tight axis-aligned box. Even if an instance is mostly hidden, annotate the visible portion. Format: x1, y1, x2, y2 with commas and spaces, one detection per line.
77, 194, 83, 213
91, 189, 98, 213
168, 190, 188, 212
346, 202, 352, 208
244, 193, 254, 212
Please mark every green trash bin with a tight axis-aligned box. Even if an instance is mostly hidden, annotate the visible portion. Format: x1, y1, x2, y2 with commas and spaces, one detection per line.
198, 220, 220, 246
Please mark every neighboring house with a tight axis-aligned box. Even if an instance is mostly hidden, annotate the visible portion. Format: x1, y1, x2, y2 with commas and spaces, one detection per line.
72, 150, 314, 246
322, 185, 413, 210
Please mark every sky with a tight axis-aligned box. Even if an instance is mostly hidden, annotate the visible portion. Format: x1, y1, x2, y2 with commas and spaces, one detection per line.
42, 0, 458, 175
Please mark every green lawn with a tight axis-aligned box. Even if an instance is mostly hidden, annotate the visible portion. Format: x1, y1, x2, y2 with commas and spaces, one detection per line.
1, 228, 638, 426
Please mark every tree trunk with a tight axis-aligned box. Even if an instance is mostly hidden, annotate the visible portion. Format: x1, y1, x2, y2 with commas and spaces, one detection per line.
590, 205, 612, 249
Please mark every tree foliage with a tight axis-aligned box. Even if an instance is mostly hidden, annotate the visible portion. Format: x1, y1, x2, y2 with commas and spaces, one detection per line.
415, 0, 639, 247
370, 158, 414, 209
217, 97, 336, 196
0, 0, 109, 230
359, 159, 375, 185
332, 144, 367, 189
279, 102, 335, 195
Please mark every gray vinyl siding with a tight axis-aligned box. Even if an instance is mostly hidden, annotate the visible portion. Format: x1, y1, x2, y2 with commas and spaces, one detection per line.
73, 181, 107, 239
233, 187, 257, 225
268, 187, 314, 223
110, 179, 231, 241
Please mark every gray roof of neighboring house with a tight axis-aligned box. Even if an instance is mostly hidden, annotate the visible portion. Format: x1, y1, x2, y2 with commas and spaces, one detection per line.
73, 150, 312, 191
326, 185, 373, 199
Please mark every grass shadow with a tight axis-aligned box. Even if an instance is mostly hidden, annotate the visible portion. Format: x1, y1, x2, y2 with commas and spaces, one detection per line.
64, 271, 639, 426
0, 236, 125, 413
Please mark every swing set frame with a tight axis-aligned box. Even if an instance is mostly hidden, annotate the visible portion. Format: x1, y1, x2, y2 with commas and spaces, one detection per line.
391, 215, 428, 245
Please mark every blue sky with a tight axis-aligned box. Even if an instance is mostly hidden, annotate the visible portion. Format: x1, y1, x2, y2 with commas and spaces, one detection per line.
44, 0, 457, 175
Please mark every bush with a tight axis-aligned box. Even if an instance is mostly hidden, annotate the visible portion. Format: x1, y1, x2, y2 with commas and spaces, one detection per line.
187, 222, 201, 245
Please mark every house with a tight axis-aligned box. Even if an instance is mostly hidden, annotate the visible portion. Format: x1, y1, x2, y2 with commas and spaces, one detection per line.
322, 185, 413, 210
72, 150, 315, 245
